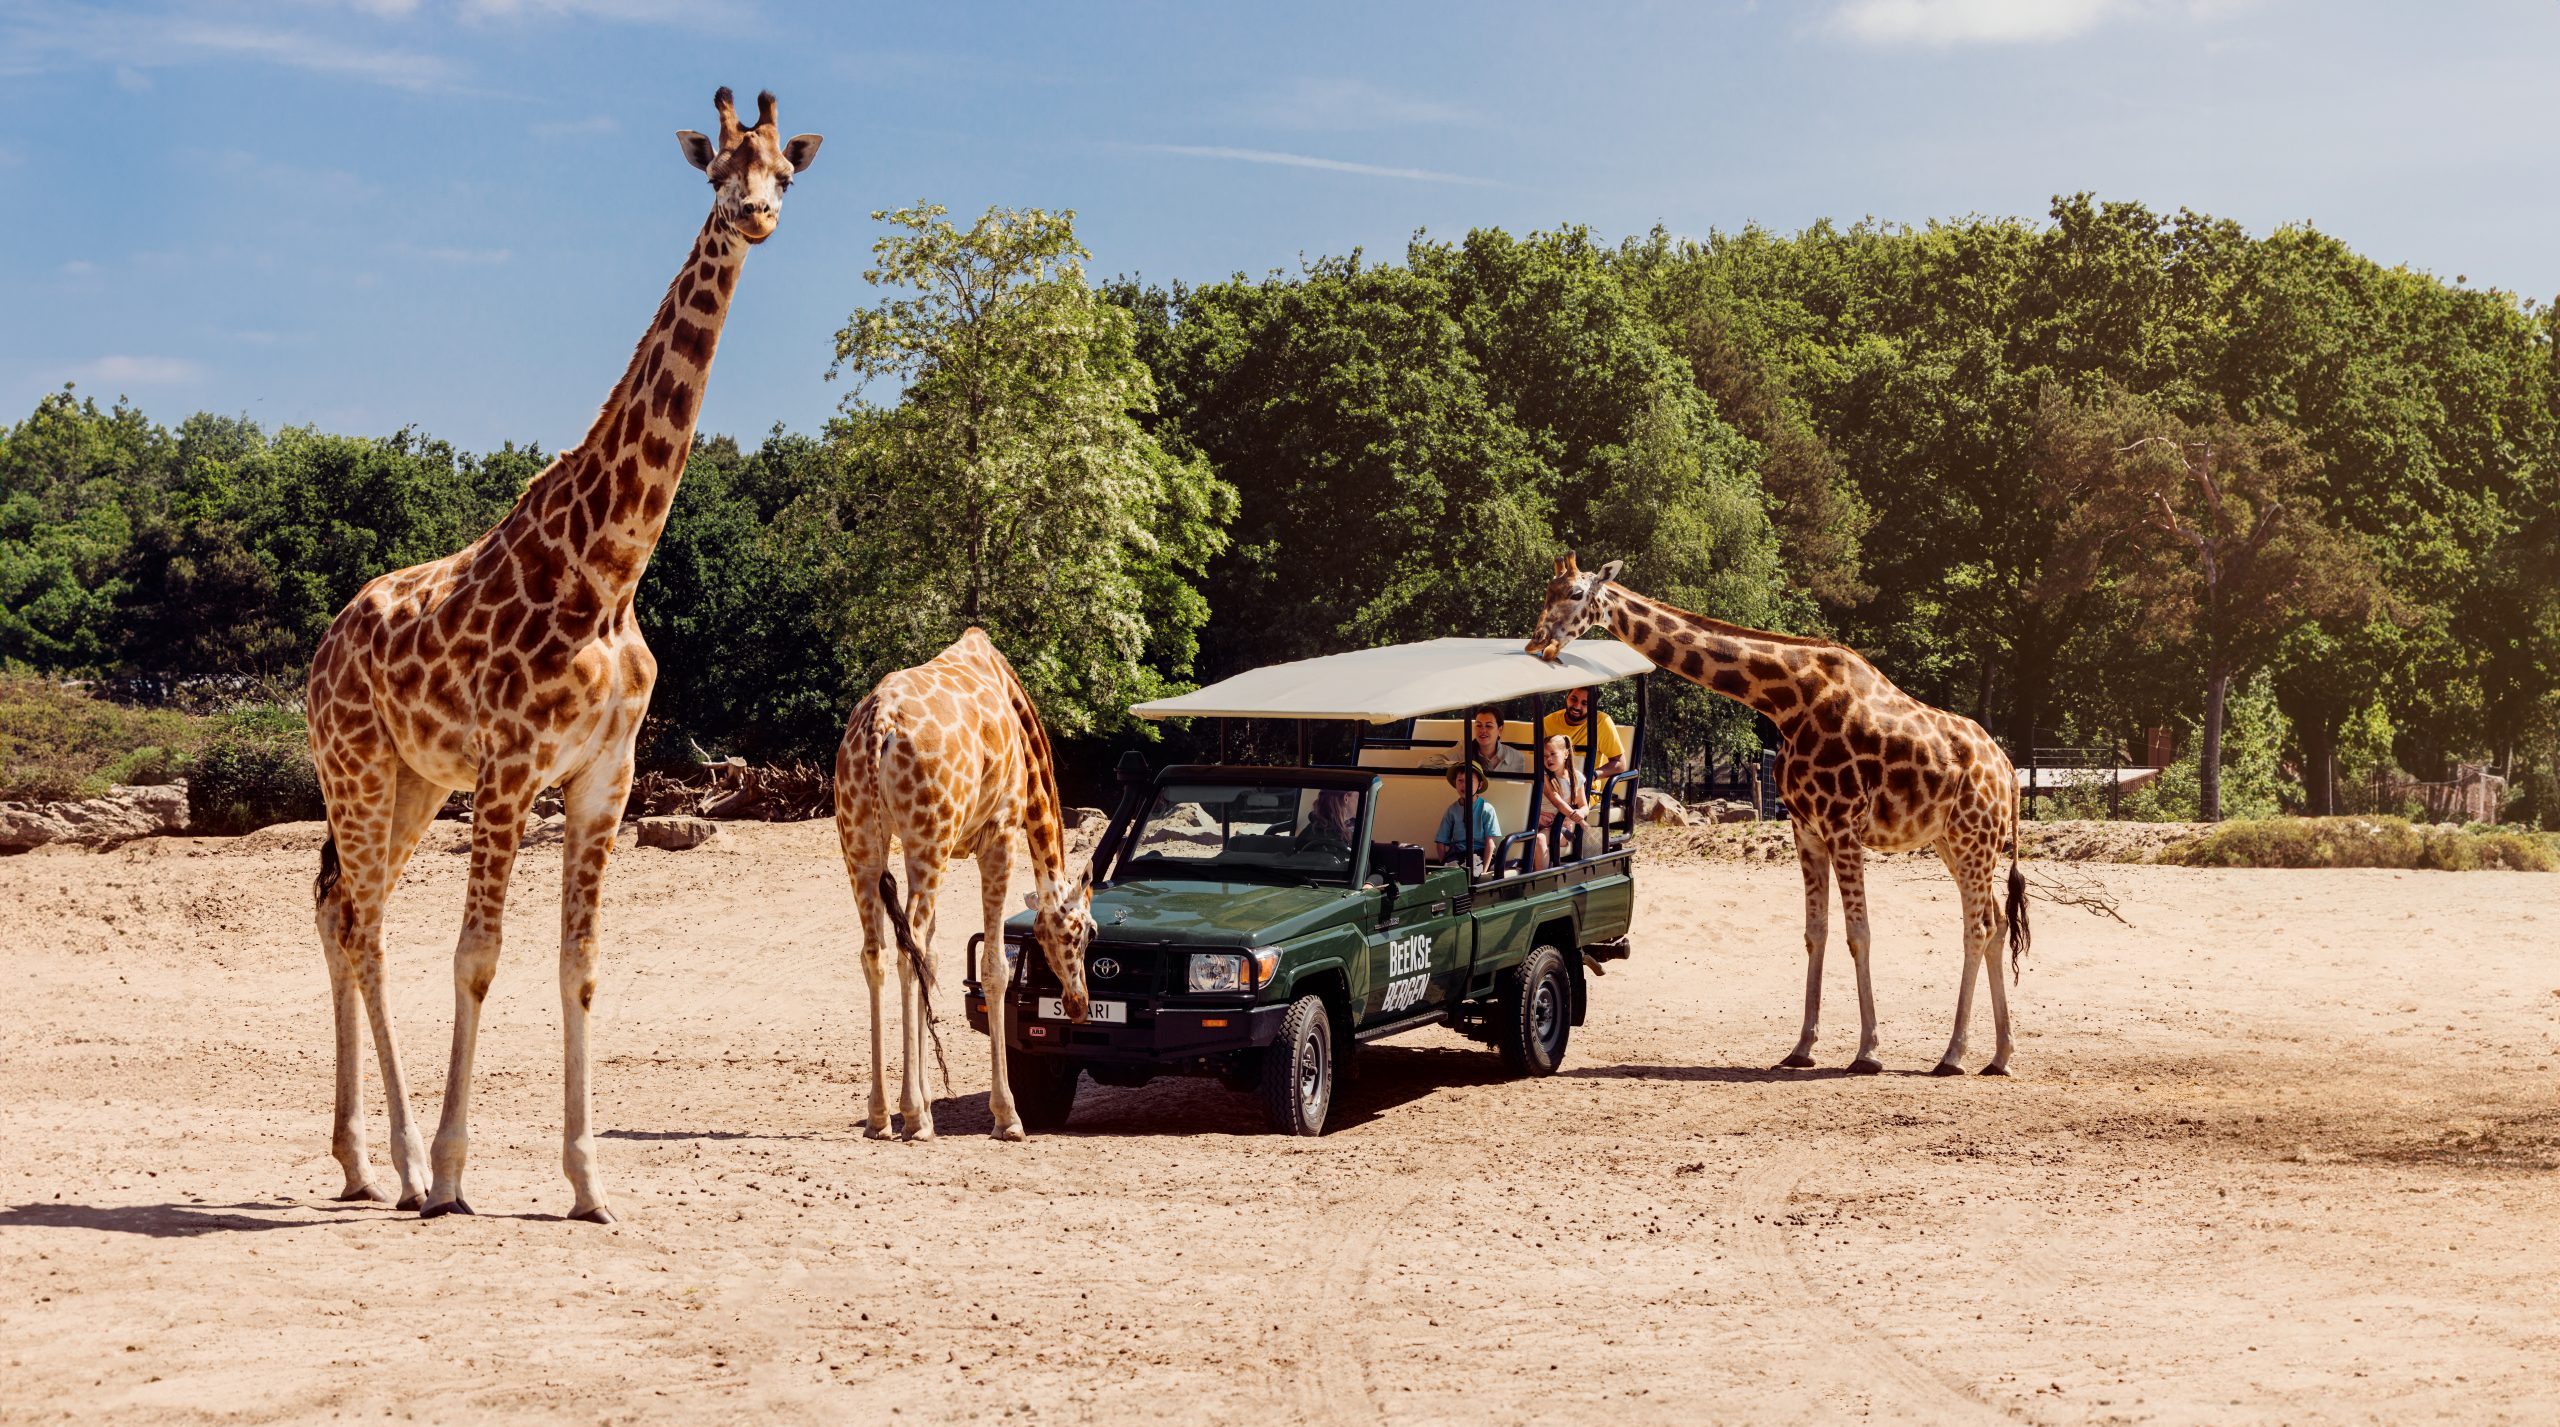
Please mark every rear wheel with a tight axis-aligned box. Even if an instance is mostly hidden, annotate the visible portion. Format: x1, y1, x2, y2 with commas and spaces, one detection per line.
1006, 1054, 1080, 1133
1498, 945, 1572, 1076
1257, 994, 1335, 1136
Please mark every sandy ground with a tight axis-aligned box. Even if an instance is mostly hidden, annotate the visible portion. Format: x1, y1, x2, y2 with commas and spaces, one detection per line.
2, 820, 2555, 1426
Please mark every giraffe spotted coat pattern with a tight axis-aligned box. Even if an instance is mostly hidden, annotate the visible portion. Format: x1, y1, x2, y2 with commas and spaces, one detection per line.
1529, 554, 2029, 1075
305, 89, 821, 1222
833, 628, 1097, 1142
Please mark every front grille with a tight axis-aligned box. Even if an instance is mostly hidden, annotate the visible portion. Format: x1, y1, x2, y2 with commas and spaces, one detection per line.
1020, 943, 1179, 996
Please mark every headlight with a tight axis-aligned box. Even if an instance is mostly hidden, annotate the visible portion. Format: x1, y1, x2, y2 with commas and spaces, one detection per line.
1188, 953, 1246, 993
1188, 948, 1281, 993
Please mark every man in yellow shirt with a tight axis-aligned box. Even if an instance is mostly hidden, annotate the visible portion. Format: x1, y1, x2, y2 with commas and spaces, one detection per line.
1541, 685, 1626, 780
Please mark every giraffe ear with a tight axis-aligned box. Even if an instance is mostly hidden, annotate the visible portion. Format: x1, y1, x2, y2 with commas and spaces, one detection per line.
784, 134, 822, 172
677, 130, 716, 171
1594, 560, 1624, 585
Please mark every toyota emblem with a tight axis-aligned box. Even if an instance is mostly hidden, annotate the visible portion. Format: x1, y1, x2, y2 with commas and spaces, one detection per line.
1090, 957, 1121, 980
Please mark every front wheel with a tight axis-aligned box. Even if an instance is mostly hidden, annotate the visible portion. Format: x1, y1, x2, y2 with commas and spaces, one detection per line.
1497, 946, 1572, 1077
1257, 995, 1336, 1136
1006, 1054, 1080, 1133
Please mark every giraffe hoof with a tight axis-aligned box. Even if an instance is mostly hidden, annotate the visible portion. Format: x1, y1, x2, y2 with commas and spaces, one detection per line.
1776, 1052, 1817, 1070
1978, 1064, 2012, 1077
569, 1205, 617, 1225
333, 1182, 387, 1203
862, 1122, 896, 1141
992, 1122, 1027, 1143
903, 1126, 937, 1144
1928, 1061, 1965, 1078
393, 1191, 426, 1212
1847, 1058, 1884, 1076
419, 1198, 474, 1219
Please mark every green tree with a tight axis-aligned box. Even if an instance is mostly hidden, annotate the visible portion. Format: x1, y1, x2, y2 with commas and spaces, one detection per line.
825, 203, 1235, 737
2116, 416, 2378, 819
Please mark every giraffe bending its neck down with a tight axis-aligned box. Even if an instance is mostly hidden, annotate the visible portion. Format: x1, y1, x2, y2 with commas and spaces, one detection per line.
1529, 554, 2029, 1075
305, 89, 822, 1222
833, 629, 1097, 1142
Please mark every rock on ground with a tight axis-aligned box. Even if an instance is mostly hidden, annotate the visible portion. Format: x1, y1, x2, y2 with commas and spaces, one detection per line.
0, 781, 189, 853
636, 815, 722, 851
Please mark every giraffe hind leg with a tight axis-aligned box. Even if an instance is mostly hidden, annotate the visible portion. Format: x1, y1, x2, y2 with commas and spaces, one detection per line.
1933, 838, 2002, 1076
316, 758, 445, 1209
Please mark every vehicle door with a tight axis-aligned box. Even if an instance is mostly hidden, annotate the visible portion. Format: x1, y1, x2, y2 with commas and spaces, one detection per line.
1359, 866, 1471, 1029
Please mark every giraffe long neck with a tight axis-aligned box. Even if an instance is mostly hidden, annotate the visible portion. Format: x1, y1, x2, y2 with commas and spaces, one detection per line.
1001, 662, 1077, 897
505, 215, 748, 606
1603, 587, 1827, 725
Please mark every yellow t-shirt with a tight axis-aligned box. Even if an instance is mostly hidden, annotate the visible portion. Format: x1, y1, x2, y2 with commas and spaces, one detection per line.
1540, 707, 1627, 767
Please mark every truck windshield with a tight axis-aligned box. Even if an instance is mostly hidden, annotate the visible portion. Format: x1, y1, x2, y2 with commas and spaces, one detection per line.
1126, 783, 1361, 885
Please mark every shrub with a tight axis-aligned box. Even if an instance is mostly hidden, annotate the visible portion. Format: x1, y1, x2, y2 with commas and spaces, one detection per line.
188, 703, 323, 835
0, 676, 204, 802
2162, 816, 2557, 871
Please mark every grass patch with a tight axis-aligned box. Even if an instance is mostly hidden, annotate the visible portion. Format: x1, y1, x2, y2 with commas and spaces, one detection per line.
0, 677, 209, 802
2161, 816, 2557, 871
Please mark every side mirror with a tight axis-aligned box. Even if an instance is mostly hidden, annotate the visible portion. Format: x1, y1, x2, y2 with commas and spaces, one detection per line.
1380, 843, 1428, 887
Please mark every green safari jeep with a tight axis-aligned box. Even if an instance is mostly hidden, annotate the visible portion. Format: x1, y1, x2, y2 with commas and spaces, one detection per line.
963, 637, 1657, 1135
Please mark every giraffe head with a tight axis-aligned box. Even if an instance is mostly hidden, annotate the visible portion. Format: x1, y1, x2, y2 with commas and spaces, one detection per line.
676, 87, 821, 245
1526, 552, 1624, 662
1023, 868, 1098, 1022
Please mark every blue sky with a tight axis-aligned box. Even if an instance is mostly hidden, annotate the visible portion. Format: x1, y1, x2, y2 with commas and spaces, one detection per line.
3, 0, 2553, 454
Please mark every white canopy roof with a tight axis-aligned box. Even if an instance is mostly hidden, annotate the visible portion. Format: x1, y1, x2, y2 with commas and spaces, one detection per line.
1132, 637, 1657, 724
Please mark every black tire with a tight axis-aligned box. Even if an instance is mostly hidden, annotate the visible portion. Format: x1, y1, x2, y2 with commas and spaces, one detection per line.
1497, 945, 1572, 1077
1257, 994, 1335, 1136
1006, 1054, 1080, 1133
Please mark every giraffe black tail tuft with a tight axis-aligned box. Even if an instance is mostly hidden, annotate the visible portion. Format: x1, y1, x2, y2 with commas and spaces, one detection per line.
315, 834, 342, 905
2004, 851, 2030, 984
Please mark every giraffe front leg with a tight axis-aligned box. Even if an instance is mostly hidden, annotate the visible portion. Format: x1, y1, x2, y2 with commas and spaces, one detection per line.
424, 770, 533, 1218
556, 751, 633, 1224
1779, 832, 1831, 1069
976, 832, 1024, 1142
1833, 841, 1883, 1074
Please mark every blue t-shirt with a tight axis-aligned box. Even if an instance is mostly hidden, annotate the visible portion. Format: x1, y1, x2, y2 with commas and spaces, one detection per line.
1435, 796, 1501, 853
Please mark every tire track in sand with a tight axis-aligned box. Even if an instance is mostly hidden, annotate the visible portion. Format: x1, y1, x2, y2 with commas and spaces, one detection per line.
1727, 1149, 2016, 1424
1268, 1172, 1426, 1426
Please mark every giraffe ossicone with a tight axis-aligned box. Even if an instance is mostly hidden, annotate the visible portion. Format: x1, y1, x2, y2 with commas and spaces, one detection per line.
305, 88, 819, 1223
1529, 552, 2030, 1076
834, 628, 1098, 1143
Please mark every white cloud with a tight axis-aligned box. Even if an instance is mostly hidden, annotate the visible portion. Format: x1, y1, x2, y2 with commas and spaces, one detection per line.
214, 148, 378, 201
532, 113, 619, 139
1251, 77, 1483, 132
1139, 144, 1497, 188
63, 355, 205, 387
458, 0, 711, 22
1, 6, 462, 91
60, 259, 97, 276
1831, 0, 2128, 45
392, 242, 512, 264
112, 63, 150, 91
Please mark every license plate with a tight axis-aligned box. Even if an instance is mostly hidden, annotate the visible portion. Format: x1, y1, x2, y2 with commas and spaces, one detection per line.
1039, 998, 1126, 1023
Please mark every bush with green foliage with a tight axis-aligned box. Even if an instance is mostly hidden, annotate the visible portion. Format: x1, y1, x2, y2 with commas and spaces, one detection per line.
187, 704, 323, 836
2163, 816, 2555, 871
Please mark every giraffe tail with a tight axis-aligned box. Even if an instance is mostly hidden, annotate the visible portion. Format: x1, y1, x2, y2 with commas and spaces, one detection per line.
875, 871, 953, 1096
315, 834, 342, 905
2003, 833, 2030, 985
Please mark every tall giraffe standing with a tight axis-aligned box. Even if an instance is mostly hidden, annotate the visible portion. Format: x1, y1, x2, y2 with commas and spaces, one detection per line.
1528, 554, 2029, 1075
306, 90, 821, 1222
833, 628, 1096, 1142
